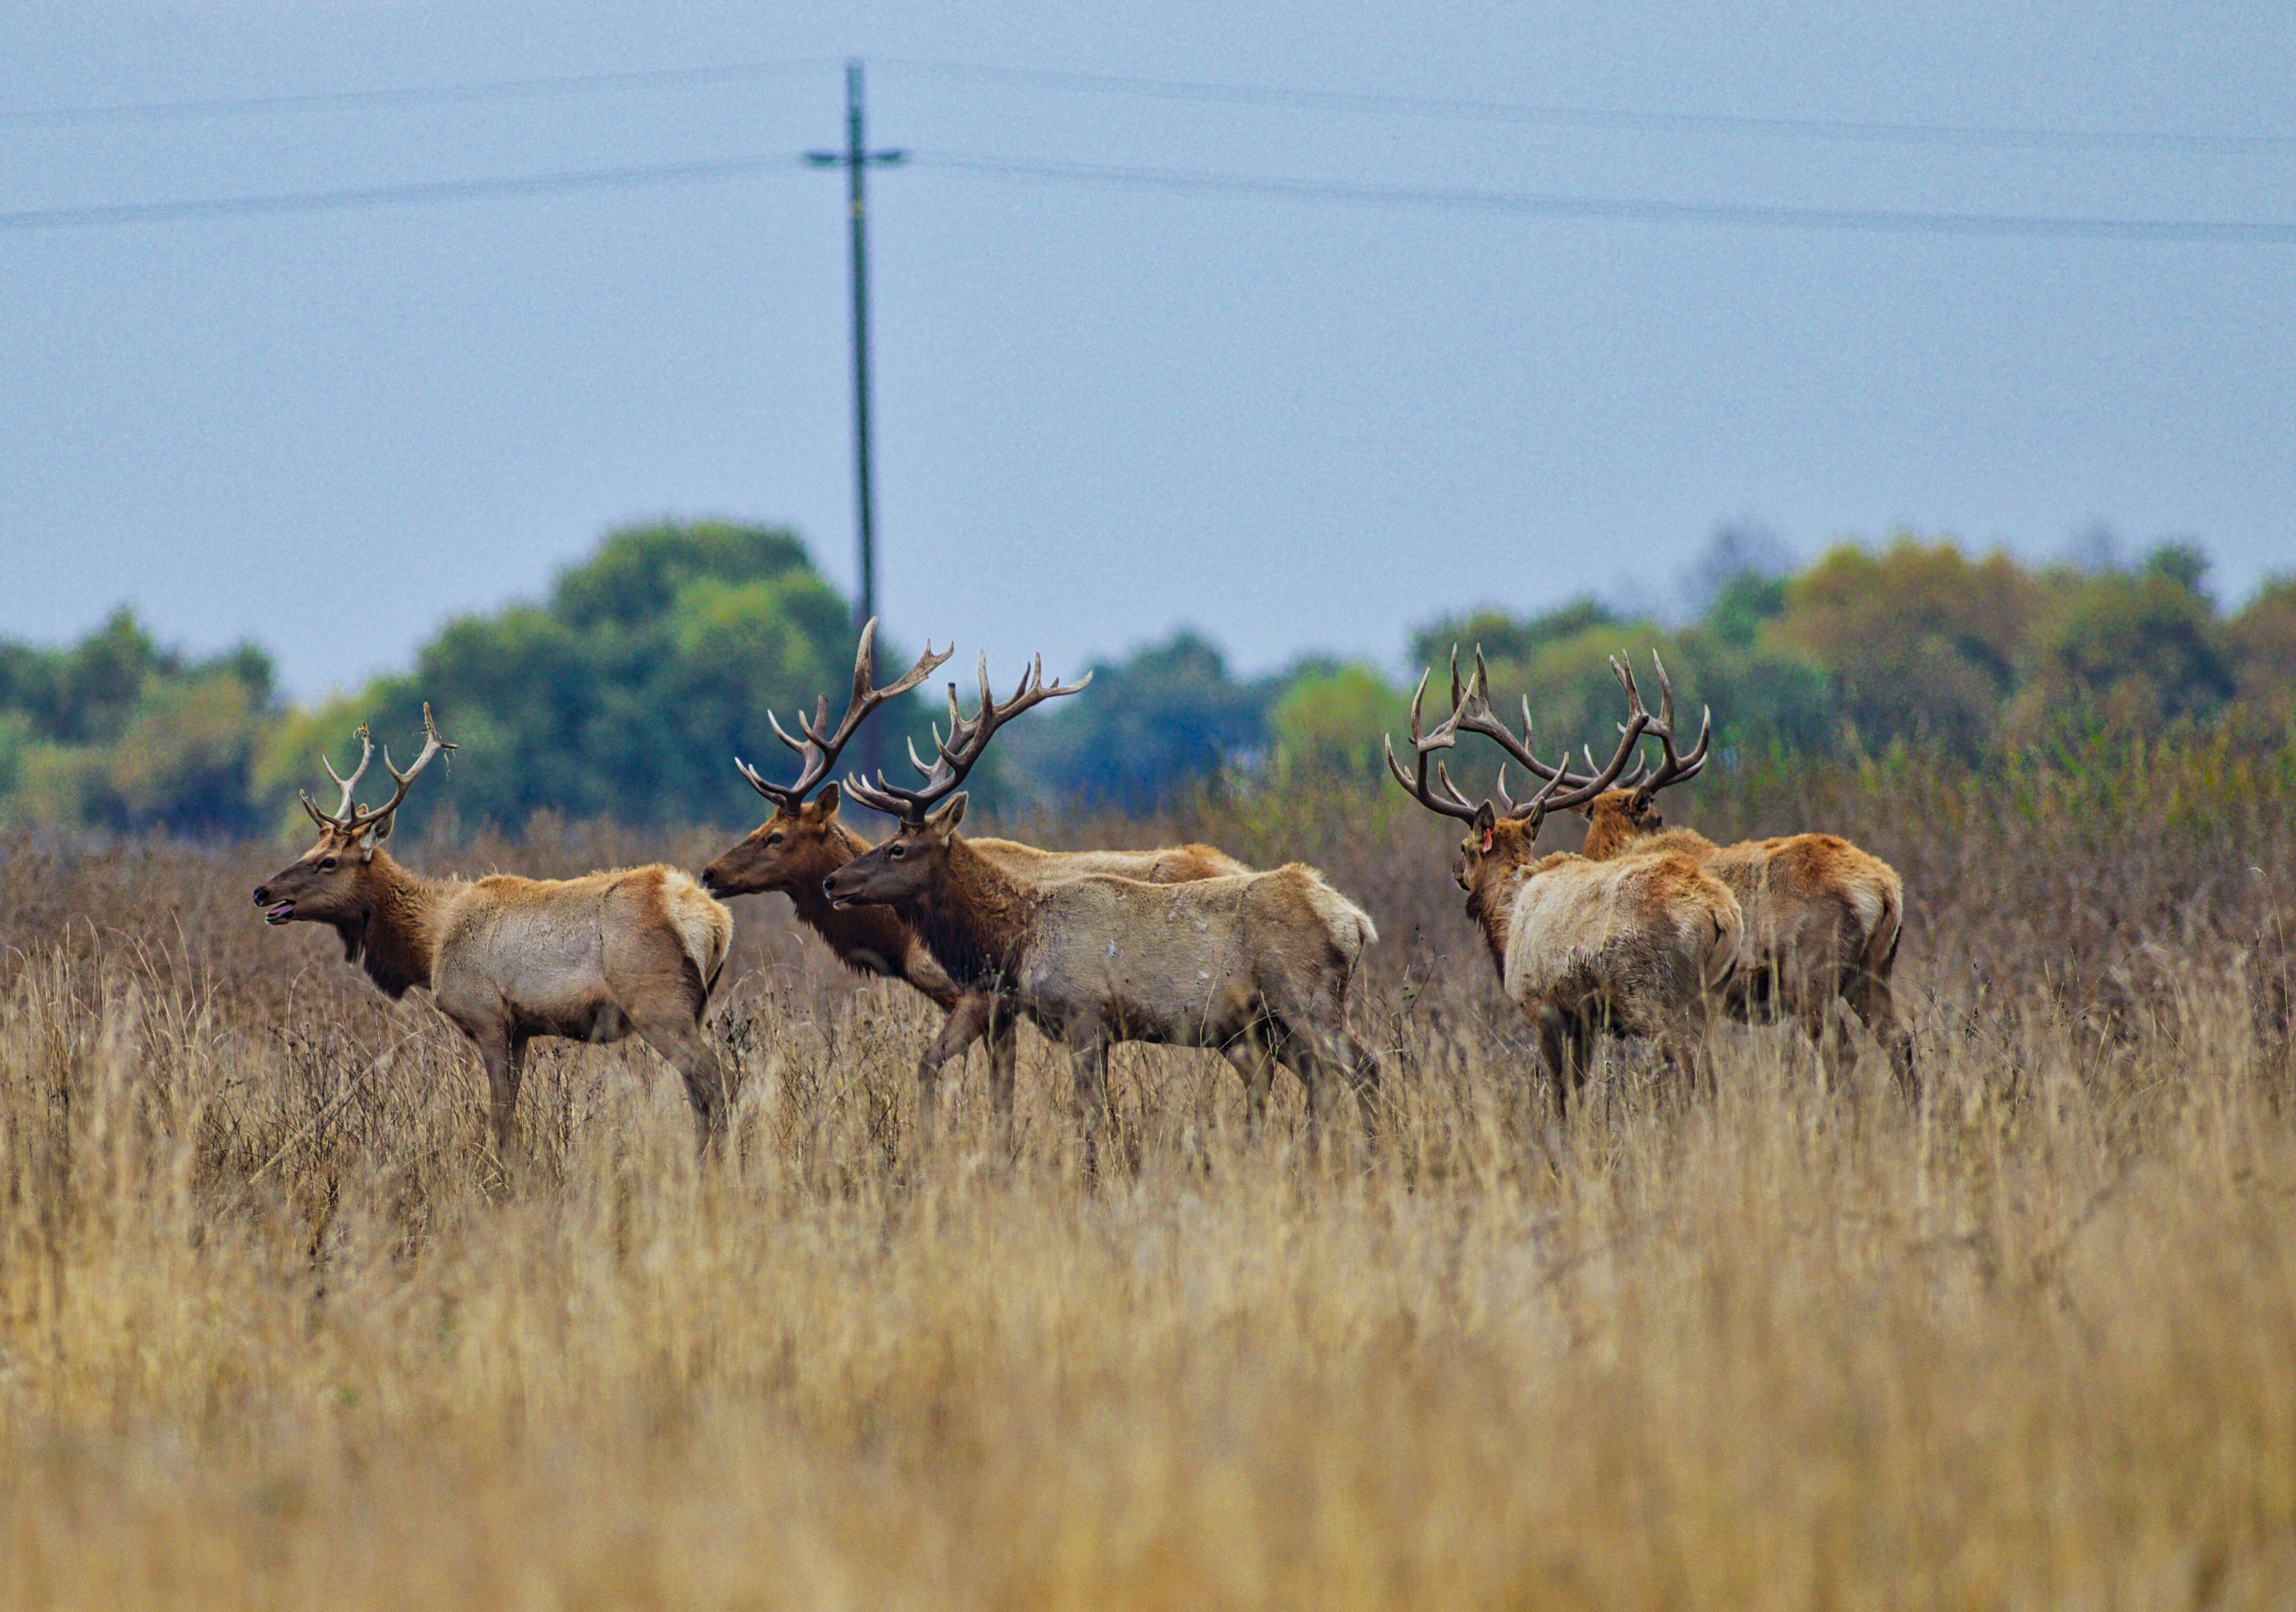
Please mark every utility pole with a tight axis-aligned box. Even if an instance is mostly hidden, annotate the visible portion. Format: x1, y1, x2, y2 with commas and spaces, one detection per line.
808, 61, 906, 786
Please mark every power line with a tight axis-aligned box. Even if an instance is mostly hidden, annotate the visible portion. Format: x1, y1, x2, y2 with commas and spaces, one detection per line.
0, 152, 812, 232
9, 52, 2294, 157
918, 151, 2296, 244
880, 58, 2296, 157
5, 146, 2293, 245
0, 58, 836, 127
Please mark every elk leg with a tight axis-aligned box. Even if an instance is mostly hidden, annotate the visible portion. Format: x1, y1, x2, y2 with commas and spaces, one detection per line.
1229, 1020, 1279, 1134
1848, 972, 1918, 1097
1534, 1007, 1575, 1113
1566, 1015, 1598, 1097
629, 1013, 726, 1145
1069, 1034, 1111, 1177
986, 1007, 1020, 1132
1217, 1041, 1270, 1133
605, 922, 726, 1146
916, 992, 996, 1146
468, 1021, 524, 1150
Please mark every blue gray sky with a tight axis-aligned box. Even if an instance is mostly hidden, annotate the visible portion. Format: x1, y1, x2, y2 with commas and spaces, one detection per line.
4, 1, 2293, 698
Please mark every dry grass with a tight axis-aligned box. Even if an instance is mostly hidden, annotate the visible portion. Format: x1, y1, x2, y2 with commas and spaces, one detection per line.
3, 752, 2295, 1609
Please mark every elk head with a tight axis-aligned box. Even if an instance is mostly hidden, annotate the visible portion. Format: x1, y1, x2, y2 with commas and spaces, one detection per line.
823, 652, 1089, 910
701, 620, 952, 898
252, 705, 453, 929
1383, 647, 1648, 896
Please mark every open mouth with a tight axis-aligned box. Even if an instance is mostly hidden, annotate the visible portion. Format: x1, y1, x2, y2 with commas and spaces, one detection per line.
262, 900, 295, 925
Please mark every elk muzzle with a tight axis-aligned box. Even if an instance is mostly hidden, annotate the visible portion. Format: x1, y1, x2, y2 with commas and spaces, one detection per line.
252, 884, 296, 924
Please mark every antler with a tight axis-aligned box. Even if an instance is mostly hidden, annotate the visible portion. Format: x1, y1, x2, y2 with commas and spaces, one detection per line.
1381, 650, 1484, 823
303, 705, 455, 833
1608, 651, 1709, 807
1385, 645, 1655, 836
1449, 646, 1650, 821
302, 725, 376, 828
844, 652, 1091, 821
735, 619, 954, 807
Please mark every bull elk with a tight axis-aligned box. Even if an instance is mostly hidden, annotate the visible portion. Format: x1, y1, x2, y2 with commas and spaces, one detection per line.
699, 621, 1250, 1138
1525, 652, 1915, 1090
821, 654, 1380, 1158
1385, 653, 1741, 1103
252, 707, 733, 1146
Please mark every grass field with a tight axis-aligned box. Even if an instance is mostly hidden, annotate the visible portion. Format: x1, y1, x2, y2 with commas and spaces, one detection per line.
3, 747, 2294, 1609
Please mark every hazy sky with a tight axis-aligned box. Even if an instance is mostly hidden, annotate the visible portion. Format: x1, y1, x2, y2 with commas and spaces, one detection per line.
4, 2, 2293, 698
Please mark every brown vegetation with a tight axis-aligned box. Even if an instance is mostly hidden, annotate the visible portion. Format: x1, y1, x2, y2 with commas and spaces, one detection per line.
3, 736, 2295, 1607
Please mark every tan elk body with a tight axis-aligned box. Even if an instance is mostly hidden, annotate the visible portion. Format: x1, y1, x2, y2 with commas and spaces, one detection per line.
1535, 655, 1915, 1089
700, 624, 1249, 1135
823, 655, 1381, 1149
1576, 794, 1911, 1085
1387, 653, 1742, 1099
254, 709, 733, 1144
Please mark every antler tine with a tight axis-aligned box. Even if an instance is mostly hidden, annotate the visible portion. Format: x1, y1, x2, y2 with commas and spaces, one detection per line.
735, 619, 954, 805
847, 649, 1091, 822
1514, 699, 1646, 821
1452, 645, 1573, 785
845, 617, 880, 711
314, 726, 374, 825
1625, 649, 1711, 804
1382, 663, 1485, 823
341, 705, 455, 831
734, 756, 783, 802
764, 705, 811, 757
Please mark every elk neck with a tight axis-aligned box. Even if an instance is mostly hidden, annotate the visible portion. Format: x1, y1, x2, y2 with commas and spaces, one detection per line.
336, 851, 450, 999
903, 834, 1041, 992
1461, 849, 1578, 980
1578, 797, 1648, 860
1459, 861, 1518, 979
778, 818, 951, 998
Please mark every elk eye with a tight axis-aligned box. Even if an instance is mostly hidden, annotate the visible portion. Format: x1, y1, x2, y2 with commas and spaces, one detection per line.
889, 844, 906, 858
765, 833, 784, 847
319, 856, 338, 872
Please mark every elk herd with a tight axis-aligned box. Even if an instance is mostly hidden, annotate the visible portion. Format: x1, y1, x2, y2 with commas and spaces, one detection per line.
252, 623, 1914, 1155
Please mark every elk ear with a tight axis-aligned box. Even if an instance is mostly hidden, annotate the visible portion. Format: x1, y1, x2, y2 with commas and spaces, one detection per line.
808, 780, 841, 820
926, 793, 968, 837
1471, 801, 1497, 854
360, 816, 390, 859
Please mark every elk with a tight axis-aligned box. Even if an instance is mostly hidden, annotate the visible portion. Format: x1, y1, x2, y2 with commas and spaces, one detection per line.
699, 621, 1251, 1138
1523, 652, 1915, 1090
1385, 653, 1741, 1103
252, 707, 733, 1147
821, 654, 1381, 1157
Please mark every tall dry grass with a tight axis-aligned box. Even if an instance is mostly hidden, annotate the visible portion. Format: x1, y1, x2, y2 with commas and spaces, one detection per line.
2, 745, 2293, 1609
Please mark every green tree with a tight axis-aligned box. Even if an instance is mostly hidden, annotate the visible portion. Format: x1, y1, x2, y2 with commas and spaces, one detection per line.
1774, 535, 2052, 757
994, 630, 1267, 813
2010, 544, 2234, 739
343, 522, 929, 833
1270, 662, 1407, 778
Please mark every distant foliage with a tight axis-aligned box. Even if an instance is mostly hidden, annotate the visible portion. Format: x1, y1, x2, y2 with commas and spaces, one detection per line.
339, 522, 945, 835
992, 631, 1269, 814
0, 610, 276, 836
8, 523, 2295, 834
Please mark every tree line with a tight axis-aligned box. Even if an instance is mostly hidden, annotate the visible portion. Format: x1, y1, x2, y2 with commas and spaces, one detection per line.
4, 520, 2291, 837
